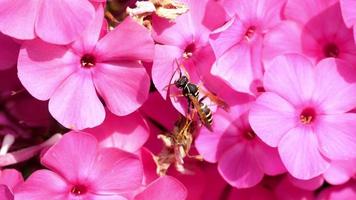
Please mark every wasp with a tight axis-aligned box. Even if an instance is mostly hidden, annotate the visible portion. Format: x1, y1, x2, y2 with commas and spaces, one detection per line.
154, 117, 202, 175
167, 59, 229, 131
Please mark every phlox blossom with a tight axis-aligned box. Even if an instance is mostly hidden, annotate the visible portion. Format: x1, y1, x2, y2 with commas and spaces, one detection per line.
209, 0, 285, 95
196, 102, 285, 188
14, 131, 143, 199
264, 0, 356, 67
0, 169, 23, 200
18, 6, 154, 130
249, 54, 356, 179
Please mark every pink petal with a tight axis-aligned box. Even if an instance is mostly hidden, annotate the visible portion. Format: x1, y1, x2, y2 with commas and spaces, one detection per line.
195, 111, 240, 162
18, 40, 78, 100
253, 139, 286, 175
0, 0, 39, 40
278, 126, 330, 180
0, 169, 24, 190
249, 92, 297, 147
0, 33, 20, 70
95, 17, 154, 62
284, 0, 339, 25
317, 181, 356, 200
209, 17, 245, 58
85, 111, 149, 152
36, 0, 95, 44
340, 0, 356, 27
263, 21, 305, 68
71, 5, 104, 54
14, 170, 68, 200
0, 185, 13, 200
92, 62, 150, 116
312, 58, 356, 114
288, 175, 324, 190
41, 131, 98, 182
264, 54, 315, 106
89, 148, 143, 193
211, 42, 257, 94
315, 114, 356, 160
151, 45, 183, 99
135, 176, 187, 200
151, 13, 194, 48
221, 0, 284, 29
218, 144, 264, 188
324, 159, 356, 185
49, 71, 105, 130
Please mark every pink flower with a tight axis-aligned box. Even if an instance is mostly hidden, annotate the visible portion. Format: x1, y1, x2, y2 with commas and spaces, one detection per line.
340, 0, 356, 43
85, 110, 150, 153
264, 0, 356, 67
249, 54, 356, 179
18, 6, 154, 130
323, 159, 356, 185
134, 176, 187, 200
196, 102, 285, 188
151, 0, 227, 114
0, 33, 19, 70
14, 131, 143, 199
209, 0, 285, 95
0, 0, 104, 44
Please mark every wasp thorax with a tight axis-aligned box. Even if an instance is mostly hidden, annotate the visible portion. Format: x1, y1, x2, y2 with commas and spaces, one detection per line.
70, 184, 87, 196
175, 76, 189, 88
300, 107, 316, 124
323, 43, 339, 58
80, 54, 96, 68
183, 43, 196, 59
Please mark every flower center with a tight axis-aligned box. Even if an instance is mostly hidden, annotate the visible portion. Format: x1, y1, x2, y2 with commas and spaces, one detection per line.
183, 43, 196, 59
323, 43, 339, 58
70, 184, 87, 196
80, 54, 96, 68
243, 130, 256, 140
300, 107, 316, 124
244, 26, 257, 40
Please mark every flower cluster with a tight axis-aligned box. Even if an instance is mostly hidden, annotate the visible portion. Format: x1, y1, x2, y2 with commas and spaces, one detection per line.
0, 0, 356, 199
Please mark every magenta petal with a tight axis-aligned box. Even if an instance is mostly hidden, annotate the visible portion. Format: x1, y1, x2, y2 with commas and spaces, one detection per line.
211, 43, 256, 94
253, 140, 286, 175
313, 58, 356, 114
288, 175, 324, 191
93, 62, 150, 116
71, 5, 104, 53
264, 54, 315, 106
41, 131, 98, 182
151, 45, 183, 99
218, 144, 264, 188
36, 0, 95, 44
263, 21, 304, 67
249, 92, 296, 147
86, 111, 149, 152
195, 111, 239, 162
95, 17, 154, 62
0, 0, 39, 40
340, 0, 356, 27
0, 185, 13, 200
14, 170, 68, 200
89, 148, 143, 193
18, 40, 78, 100
0, 169, 23, 190
49, 71, 105, 130
135, 176, 187, 200
323, 159, 356, 185
0, 33, 20, 70
316, 114, 356, 160
279, 126, 330, 180
209, 17, 245, 58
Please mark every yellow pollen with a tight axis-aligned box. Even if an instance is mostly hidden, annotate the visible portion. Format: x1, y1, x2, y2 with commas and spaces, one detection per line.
300, 115, 313, 124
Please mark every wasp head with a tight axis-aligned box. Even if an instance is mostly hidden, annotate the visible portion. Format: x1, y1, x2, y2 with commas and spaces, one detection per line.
174, 76, 188, 88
